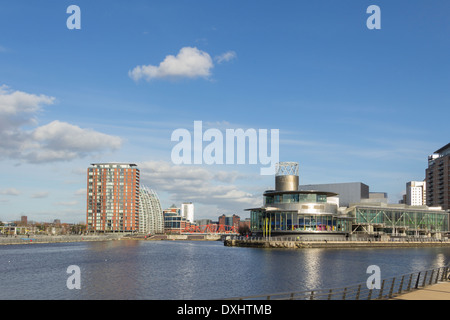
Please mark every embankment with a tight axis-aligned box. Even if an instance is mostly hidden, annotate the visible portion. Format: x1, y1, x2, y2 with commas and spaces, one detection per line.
224, 239, 450, 249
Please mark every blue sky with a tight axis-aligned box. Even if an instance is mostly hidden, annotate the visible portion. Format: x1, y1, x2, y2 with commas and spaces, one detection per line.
0, 0, 449, 223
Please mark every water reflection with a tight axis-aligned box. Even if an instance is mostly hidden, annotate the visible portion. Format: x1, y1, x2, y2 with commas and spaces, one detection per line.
303, 249, 323, 289
81, 240, 143, 299
1, 240, 449, 299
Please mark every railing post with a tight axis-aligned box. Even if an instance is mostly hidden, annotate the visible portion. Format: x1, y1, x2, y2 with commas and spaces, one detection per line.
355, 284, 361, 300
407, 273, 413, 291
328, 289, 332, 300
367, 288, 373, 300
429, 270, 434, 286
398, 275, 405, 294
415, 272, 421, 289
378, 279, 385, 299
310, 291, 314, 300
388, 278, 396, 299
422, 271, 428, 287
342, 287, 347, 300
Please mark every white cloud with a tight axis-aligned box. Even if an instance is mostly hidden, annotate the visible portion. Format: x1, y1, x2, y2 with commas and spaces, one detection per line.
0, 85, 123, 163
31, 191, 49, 199
214, 51, 237, 64
0, 85, 55, 115
138, 160, 262, 216
129, 47, 214, 81
0, 188, 20, 196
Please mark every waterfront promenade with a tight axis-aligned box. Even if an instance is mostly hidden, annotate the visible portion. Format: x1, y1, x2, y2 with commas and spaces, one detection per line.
391, 281, 450, 300
0, 234, 123, 245
227, 264, 450, 300
225, 236, 450, 249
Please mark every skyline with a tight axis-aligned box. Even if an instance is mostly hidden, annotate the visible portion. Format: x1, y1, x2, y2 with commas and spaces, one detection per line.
0, 1, 449, 223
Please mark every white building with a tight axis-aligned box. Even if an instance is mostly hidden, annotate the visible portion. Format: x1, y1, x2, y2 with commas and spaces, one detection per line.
406, 181, 426, 206
181, 202, 194, 223
139, 185, 164, 234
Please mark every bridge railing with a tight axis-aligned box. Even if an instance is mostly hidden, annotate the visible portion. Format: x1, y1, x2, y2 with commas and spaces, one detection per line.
225, 265, 450, 300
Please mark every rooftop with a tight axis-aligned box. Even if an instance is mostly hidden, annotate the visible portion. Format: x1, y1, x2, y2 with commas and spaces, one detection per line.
434, 142, 450, 155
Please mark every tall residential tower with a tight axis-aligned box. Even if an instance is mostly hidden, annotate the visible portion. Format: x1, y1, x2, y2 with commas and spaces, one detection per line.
426, 143, 450, 210
139, 185, 164, 234
86, 163, 140, 233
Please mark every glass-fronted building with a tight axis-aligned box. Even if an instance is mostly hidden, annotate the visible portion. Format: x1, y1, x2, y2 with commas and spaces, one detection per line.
348, 204, 449, 238
249, 190, 352, 236
247, 162, 449, 239
247, 162, 352, 239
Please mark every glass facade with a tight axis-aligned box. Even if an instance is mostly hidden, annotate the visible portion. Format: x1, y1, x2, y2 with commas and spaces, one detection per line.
250, 210, 351, 234
351, 206, 449, 235
264, 193, 328, 205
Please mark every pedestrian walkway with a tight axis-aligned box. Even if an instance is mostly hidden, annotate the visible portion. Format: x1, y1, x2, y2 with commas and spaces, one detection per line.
391, 281, 450, 300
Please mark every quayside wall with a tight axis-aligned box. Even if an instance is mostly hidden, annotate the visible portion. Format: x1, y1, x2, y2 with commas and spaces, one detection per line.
224, 238, 450, 249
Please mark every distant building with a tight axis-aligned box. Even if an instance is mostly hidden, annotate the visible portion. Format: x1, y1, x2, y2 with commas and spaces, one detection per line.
195, 218, 213, 226
218, 214, 240, 230
86, 163, 140, 233
163, 205, 192, 233
426, 143, 450, 210
367, 192, 388, 204
139, 186, 164, 234
406, 181, 426, 206
299, 182, 370, 207
181, 202, 194, 223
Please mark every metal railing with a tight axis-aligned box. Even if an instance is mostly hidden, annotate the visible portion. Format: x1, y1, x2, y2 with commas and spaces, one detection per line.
230, 235, 450, 243
226, 265, 450, 300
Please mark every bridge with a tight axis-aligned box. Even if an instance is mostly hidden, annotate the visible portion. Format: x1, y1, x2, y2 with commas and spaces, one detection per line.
181, 224, 239, 235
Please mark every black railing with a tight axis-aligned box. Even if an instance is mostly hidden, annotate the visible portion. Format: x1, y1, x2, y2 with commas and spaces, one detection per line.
230, 235, 450, 242
226, 265, 450, 300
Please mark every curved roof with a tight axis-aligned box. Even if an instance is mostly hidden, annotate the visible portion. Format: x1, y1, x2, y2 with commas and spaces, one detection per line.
263, 189, 338, 197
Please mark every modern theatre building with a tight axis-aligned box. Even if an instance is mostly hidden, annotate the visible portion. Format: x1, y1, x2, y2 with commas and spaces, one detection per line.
247, 162, 449, 240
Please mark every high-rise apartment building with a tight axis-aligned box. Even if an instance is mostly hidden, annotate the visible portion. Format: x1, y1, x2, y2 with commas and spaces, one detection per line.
426, 143, 450, 210
86, 163, 140, 233
139, 185, 164, 234
406, 181, 426, 206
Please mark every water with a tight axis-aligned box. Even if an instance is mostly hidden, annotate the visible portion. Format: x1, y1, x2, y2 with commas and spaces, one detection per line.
0, 240, 449, 300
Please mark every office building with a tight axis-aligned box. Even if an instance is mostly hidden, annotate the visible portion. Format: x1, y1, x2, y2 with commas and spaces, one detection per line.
163, 205, 192, 233
406, 181, 426, 206
299, 182, 369, 207
139, 185, 164, 234
426, 143, 450, 210
86, 163, 140, 233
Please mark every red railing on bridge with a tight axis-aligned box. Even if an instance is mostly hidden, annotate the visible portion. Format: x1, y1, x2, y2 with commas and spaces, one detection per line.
182, 224, 238, 234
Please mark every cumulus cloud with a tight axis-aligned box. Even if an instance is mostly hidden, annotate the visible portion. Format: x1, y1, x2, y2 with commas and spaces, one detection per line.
129, 47, 236, 82
129, 47, 214, 81
0, 85, 122, 163
138, 160, 262, 213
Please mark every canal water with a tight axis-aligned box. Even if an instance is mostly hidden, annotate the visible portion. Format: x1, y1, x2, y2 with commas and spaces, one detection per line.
1, 240, 449, 300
